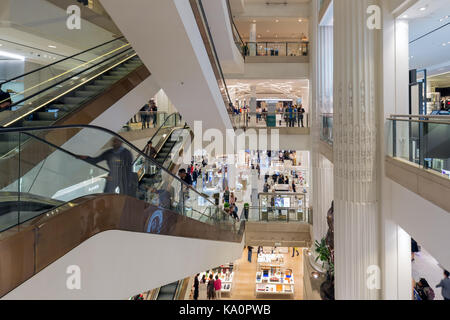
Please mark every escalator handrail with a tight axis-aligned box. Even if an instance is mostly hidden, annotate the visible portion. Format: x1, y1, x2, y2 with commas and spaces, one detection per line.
193, 0, 232, 107
0, 124, 222, 210
148, 113, 181, 146
0, 36, 126, 87
6, 47, 135, 113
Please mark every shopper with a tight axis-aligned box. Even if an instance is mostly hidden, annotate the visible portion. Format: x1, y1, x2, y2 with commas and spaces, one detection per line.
178, 168, 193, 186
415, 278, 435, 300
198, 274, 207, 300
193, 274, 200, 300
144, 140, 157, 158
214, 275, 222, 300
140, 102, 151, 129
78, 138, 135, 196
150, 100, 158, 127
223, 186, 230, 204
298, 105, 305, 127
0, 89, 12, 112
436, 270, 450, 300
207, 274, 216, 300
247, 246, 254, 263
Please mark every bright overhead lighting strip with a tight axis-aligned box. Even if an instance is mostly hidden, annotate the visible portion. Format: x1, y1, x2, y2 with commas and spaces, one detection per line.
0, 50, 25, 60
3, 53, 137, 127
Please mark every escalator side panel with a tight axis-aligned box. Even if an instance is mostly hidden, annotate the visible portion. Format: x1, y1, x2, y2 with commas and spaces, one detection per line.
0, 193, 244, 297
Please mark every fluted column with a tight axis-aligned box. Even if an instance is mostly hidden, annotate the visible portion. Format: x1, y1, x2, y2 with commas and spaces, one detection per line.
333, 0, 381, 300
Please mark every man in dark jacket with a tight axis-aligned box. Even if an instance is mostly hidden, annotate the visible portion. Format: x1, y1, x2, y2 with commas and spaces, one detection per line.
79, 138, 135, 196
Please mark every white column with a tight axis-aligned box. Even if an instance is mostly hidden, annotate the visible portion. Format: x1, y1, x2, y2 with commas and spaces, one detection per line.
249, 85, 257, 127
333, 0, 381, 300
249, 23, 257, 56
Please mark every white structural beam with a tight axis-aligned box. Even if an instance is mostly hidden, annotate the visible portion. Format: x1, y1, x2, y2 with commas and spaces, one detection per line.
100, 0, 233, 133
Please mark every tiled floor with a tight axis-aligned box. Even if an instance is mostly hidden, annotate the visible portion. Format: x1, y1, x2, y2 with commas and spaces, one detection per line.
412, 248, 446, 300
191, 247, 304, 300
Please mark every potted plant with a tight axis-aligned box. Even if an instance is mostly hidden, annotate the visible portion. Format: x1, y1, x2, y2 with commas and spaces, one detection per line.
243, 203, 249, 220
314, 237, 335, 300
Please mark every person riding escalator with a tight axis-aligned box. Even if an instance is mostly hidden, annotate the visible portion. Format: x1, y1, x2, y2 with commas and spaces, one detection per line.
78, 138, 137, 196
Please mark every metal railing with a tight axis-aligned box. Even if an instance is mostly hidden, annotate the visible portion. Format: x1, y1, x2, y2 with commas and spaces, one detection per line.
387, 114, 450, 179
245, 41, 309, 57
230, 110, 309, 129
225, 0, 245, 58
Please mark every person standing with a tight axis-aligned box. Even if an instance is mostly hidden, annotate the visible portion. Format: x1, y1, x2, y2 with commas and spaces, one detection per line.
247, 246, 254, 263
193, 274, 200, 300
198, 274, 207, 300
207, 274, 216, 300
144, 140, 157, 158
415, 278, 435, 300
140, 102, 151, 129
436, 270, 450, 300
298, 105, 305, 127
150, 100, 158, 127
214, 275, 222, 300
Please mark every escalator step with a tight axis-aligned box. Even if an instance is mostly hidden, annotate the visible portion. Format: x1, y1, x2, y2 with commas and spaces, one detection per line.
100, 75, 122, 81
74, 91, 98, 98
22, 120, 54, 127
94, 80, 115, 86
35, 112, 67, 121
84, 85, 106, 92
48, 104, 78, 112
63, 97, 86, 105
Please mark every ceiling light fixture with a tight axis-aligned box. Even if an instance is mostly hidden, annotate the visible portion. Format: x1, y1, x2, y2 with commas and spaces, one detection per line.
402, 14, 408, 18
298, 19, 302, 22
0, 50, 25, 61
275, 19, 279, 22
48, 45, 57, 49
419, 6, 427, 11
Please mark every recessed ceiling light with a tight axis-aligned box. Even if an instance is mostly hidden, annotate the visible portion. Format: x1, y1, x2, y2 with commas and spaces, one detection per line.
298, 19, 302, 22
48, 45, 56, 48
402, 14, 408, 18
275, 19, 279, 22
443, 43, 447, 46
419, 7, 427, 11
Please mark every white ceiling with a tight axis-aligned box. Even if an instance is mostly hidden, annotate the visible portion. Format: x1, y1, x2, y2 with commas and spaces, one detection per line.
404, 0, 450, 74
428, 72, 450, 88
234, 17, 309, 41
226, 78, 309, 100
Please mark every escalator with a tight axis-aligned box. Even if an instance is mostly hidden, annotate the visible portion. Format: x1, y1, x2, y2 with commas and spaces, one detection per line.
0, 124, 244, 299
0, 37, 149, 130
156, 281, 180, 300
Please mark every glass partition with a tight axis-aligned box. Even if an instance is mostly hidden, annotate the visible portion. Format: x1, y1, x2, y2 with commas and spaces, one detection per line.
320, 113, 333, 145
388, 115, 450, 179
0, 125, 238, 232
245, 42, 309, 57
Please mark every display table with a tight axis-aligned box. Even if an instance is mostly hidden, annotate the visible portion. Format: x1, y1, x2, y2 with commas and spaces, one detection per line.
255, 267, 294, 296
257, 253, 285, 266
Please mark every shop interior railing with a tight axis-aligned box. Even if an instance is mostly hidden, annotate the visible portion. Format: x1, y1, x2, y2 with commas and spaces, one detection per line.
245, 41, 309, 57
320, 113, 333, 145
0, 36, 141, 128
0, 124, 240, 233
230, 111, 310, 129
245, 205, 312, 224
387, 114, 450, 179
